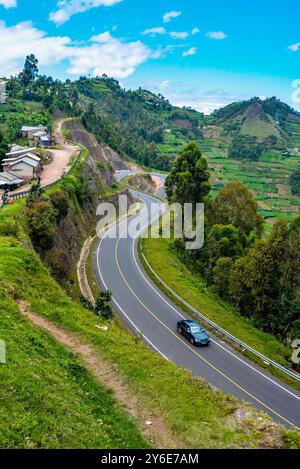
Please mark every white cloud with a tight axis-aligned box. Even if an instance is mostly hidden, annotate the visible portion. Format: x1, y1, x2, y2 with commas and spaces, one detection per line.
50, 0, 122, 25
90, 31, 112, 43
142, 27, 166, 37
169, 31, 189, 39
163, 10, 182, 23
158, 80, 171, 91
206, 31, 227, 40
192, 27, 200, 35
0, 0, 16, 7
288, 42, 300, 52
0, 21, 151, 79
182, 47, 197, 57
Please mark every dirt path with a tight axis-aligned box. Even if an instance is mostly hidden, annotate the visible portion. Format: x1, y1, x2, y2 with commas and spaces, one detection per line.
18, 300, 181, 449
77, 236, 96, 303
40, 119, 79, 187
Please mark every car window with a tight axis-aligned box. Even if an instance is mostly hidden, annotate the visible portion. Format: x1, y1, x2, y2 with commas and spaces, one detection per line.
191, 326, 202, 333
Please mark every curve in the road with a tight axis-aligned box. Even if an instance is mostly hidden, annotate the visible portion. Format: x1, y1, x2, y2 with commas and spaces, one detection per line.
94, 191, 300, 431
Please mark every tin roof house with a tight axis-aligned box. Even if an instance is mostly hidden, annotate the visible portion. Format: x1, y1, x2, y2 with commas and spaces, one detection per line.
2, 151, 42, 180
0, 172, 24, 190
21, 125, 47, 140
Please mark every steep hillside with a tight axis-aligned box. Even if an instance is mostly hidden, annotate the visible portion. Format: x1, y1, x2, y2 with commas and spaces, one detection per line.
211, 97, 300, 151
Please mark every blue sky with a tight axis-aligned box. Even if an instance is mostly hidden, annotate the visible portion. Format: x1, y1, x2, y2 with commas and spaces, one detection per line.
1, 0, 300, 113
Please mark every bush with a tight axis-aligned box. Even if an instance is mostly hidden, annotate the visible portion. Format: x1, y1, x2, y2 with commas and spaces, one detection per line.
0, 219, 20, 238
25, 197, 57, 252
49, 248, 69, 280
80, 290, 114, 320
49, 190, 69, 221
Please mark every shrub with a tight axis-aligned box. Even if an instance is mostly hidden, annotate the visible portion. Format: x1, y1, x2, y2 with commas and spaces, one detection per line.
25, 197, 57, 252
0, 219, 20, 238
48, 248, 69, 280
49, 190, 69, 221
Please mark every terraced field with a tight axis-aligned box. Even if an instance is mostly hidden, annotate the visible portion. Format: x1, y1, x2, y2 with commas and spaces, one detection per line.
204, 143, 300, 229
157, 126, 300, 229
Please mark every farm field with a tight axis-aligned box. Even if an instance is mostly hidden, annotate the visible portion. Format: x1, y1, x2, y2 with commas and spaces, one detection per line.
157, 126, 300, 228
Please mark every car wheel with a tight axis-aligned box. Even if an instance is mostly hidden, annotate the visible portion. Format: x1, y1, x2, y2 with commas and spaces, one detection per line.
178, 327, 182, 334
190, 337, 195, 345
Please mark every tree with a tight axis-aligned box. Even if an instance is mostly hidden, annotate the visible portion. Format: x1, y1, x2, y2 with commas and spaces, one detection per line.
49, 190, 69, 222
25, 196, 57, 252
213, 257, 234, 299
229, 218, 300, 339
165, 141, 211, 205
207, 224, 244, 274
213, 182, 263, 236
0, 129, 9, 168
19, 54, 39, 86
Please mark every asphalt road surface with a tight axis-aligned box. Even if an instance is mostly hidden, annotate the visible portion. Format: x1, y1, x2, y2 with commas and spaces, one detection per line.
94, 190, 300, 430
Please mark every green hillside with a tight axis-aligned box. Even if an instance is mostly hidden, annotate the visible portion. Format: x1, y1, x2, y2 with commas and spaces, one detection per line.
2, 60, 300, 225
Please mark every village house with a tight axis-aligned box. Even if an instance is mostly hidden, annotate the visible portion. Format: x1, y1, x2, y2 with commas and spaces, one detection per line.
6, 145, 37, 159
32, 131, 53, 146
21, 125, 47, 140
21, 125, 54, 147
2, 144, 42, 180
2, 151, 41, 170
39, 133, 53, 146
0, 172, 24, 190
3, 156, 41, 180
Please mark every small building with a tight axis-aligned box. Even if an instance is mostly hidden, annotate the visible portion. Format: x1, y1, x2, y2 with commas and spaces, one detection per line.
39, 134, 53, 146
4, 156, 41, 180
6, 146, 37, 159
21, 125, 47, 140
0, 171, 24, 190
32, 130, 47, 143
2, 152, 41, 173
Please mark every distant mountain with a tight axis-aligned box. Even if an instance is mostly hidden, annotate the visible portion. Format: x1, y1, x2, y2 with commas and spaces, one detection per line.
211, 97, 300, 151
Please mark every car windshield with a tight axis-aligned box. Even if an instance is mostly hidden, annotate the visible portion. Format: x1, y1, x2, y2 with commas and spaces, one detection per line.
190, 326, 203, 334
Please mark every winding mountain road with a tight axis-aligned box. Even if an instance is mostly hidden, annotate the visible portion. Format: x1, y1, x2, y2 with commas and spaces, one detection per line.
94, 189, 300, 431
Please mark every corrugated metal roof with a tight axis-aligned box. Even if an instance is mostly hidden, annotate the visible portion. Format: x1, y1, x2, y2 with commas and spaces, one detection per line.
8, 157, 39, 168
32, 131, 47, 137
21, 125, 46, 132
6, 147, 37, 157
0, 172, 24, 185
3, 153, 41, 164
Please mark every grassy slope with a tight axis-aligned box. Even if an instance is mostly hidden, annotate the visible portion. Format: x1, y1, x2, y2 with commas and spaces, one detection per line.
0, 283, 148, 449
1, 203, 299, 448
141, 232, 300, 391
